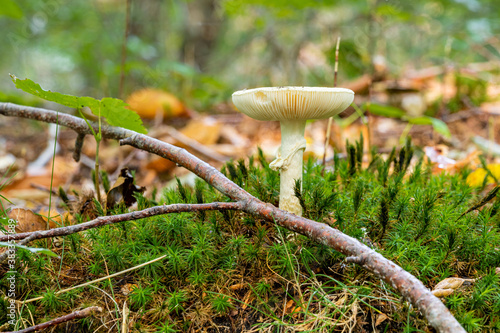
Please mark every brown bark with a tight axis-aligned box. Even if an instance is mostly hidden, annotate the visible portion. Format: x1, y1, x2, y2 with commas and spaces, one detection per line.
5, 306, 102, 333
0, 202, 242, 242
0, 102, 465, 333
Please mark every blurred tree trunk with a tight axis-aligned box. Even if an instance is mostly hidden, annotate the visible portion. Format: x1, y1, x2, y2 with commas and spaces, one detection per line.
181, 0, 223, 72
129, 0, 162, 44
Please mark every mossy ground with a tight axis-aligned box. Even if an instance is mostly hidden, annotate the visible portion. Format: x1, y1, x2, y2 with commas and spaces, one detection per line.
1, 139, 500, 332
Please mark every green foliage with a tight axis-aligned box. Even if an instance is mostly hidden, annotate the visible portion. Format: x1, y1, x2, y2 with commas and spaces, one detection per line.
11, 76, 147, 134
4, 137, 500, 331
0, 242, 58, 257
130, 284, 154, 310
369, 103, 451, 139
0, 0, 22, 19
210, 294, 233, 315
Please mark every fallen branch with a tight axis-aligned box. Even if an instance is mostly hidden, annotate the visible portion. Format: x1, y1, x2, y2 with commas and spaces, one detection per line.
6, 306, 102, 333
0, 102, 465, 332
0, 231, 42, 264
0, 202, 243, 242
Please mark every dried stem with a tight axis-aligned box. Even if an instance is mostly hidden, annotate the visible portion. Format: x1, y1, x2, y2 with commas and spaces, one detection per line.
322, 36, 341, 172
0, 202, 243, 242
0, 102, 465, 333
5, 306, 102, 333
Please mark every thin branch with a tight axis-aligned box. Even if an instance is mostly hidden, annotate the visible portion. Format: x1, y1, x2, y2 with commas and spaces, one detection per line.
0, 231, 42, 264
0, 102, 465, 333
152, 125, 229, 163
0, 202, 243, 242
6, 306, 102, 333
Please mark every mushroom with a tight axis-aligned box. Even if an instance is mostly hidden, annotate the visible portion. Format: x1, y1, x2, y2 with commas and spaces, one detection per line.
232, 86, 354, 216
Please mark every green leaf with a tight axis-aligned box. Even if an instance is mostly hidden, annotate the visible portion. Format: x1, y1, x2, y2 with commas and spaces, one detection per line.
0, 217, 8, 226
100, 98, 147, 133
0, 241, 59, 257
408, 116, 451, 138
0, 0, 23, 19
430, 117, 451, 139
367, 103, 405, 118
376, 4, 412, 21
408, 116, 433, 125
11, 75, 147, 134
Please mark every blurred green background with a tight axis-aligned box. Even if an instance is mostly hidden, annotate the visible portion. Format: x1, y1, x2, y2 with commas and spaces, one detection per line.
1, 0, 499, 110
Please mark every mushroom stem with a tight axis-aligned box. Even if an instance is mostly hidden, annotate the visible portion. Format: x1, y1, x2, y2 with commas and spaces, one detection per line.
270, 119, 307, 216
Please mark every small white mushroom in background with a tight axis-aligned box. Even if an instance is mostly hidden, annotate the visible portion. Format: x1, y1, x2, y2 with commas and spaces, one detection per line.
232, 86, 354, 216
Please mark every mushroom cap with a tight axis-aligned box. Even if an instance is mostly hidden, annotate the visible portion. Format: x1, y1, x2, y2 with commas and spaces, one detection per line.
232, 86, 354, 121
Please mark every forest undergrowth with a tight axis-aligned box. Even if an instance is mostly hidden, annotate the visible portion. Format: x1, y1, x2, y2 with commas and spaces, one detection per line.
1, 138, 500, 333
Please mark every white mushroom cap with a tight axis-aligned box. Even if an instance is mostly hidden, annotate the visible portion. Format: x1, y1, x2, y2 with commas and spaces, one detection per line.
232, 86, 354, 121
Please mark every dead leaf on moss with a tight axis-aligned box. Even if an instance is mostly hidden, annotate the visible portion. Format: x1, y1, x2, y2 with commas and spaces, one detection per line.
229, 283, 246, 291
432, 288, 455, 297
431, 277, 475, 297
121, 283, 138, 296
8, 208, 47, 233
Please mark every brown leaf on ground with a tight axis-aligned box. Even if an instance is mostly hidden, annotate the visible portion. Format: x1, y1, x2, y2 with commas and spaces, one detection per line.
121, 283, 138, 296
431, 277, 475, 297
106, 168, 145, 209
8, 207, 48, 233
375, 313, 389, 326
229, 283, 246, 291
145, 156, 176, 174
180, 116, 222, 145
126, 88, 186, 120
432, 289, 455, 297
434, 277, 474, 290
38, 208, 67, 228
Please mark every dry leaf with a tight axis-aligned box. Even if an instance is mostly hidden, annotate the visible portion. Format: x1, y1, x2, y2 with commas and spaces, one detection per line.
495, 267, 500, 276
284, 299, 295, 314
466, 164, 500, 187
375, 313, 389, 326
38, 208, 65, 228
431, 277, 475, 297
106, 168, 145, 209
146, 156, 176, 174
126, 89, 186, 120
432, 289, 455, 297
121, 283, 138, 296
8, 208, 48, 233
180, 117, 222, 146
229, 283, 246, 291
434, 277, 467, 290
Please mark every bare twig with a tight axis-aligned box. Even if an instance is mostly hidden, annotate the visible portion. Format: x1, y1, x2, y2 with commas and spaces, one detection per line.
0, 231, 42, 264
5, 306, 102, 333
0, 102, 465, 333
0, 202, 243, 242
152, 125, 229, 163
